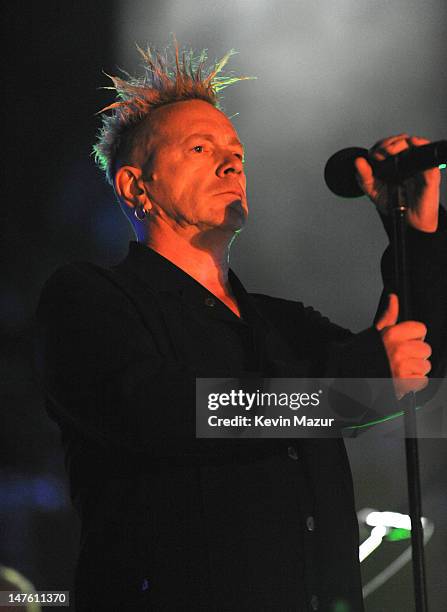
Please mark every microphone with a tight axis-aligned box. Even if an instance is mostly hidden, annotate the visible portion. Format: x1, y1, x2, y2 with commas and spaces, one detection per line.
324, 140, 447, 198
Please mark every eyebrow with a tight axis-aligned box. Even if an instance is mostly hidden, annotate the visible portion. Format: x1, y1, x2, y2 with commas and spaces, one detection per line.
184, 133, 244, 150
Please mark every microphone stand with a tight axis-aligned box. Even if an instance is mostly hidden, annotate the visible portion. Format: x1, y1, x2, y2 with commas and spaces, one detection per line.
389, 181, 428, 612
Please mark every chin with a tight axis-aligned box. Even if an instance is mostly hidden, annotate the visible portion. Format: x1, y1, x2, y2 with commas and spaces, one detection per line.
225, 201, 247, 226
220, 214, 247, 233
199, 205, 246, 233
203, 220, 246, 238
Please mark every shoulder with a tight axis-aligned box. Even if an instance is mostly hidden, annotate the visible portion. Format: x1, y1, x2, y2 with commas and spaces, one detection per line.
42, 261, 111, 288
35, 260, 162, 355
37, 260, 156, 325
249, 292, 326, 322
39, 261, 123, 305
40, 256, 157, 299
249, 292, 303, 308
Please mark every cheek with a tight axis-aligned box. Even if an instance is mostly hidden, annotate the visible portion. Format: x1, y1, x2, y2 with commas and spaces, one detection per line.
159, 174, 205, 213
150, 163, 184, 202
179, 170, 209, 198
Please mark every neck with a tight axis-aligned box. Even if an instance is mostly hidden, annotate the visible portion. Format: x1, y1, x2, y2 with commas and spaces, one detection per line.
144, 218, 235, 295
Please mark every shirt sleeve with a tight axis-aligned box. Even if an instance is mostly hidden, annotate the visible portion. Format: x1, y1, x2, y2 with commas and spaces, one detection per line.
377, 205, 447, 383
35, 263, 204, 456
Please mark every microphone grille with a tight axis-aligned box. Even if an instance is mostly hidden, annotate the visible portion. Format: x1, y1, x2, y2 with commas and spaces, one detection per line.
324, 146, 368, 198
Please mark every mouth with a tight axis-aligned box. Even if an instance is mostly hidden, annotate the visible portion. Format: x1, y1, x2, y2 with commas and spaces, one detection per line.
217, 191, 244, 200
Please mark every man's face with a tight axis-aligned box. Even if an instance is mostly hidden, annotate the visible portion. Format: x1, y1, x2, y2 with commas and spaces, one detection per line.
140, 99, 248, 233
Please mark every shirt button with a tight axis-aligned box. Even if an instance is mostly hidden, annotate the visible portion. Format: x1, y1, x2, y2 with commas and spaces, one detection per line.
310, 594, 319, 610
306, 515, 315, 532
287, 445, 298, 460
205, 296, 216, 307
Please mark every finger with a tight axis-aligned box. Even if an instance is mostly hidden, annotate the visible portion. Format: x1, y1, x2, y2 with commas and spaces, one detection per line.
371, 133, 409, 151
354, 156, 373, 179
386, 320, 427, 341
399, 340, 432, 359
372, 139, 410, 159
376, 293, 399, 331
409, 136, 431, 147
354, 157, 375, 194
395, 376, 429, 397
399, 358, 432, 376
371, 135, 431, 163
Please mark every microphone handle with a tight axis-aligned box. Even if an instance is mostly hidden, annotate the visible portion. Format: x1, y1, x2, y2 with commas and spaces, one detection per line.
373, 140, 447, 183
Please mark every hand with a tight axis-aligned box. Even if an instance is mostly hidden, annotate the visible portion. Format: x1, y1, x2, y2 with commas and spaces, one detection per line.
376, 293, 431, 399
355, 134, 441, 232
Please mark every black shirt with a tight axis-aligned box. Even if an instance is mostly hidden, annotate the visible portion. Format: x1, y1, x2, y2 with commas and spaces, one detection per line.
35, 224, 447, 610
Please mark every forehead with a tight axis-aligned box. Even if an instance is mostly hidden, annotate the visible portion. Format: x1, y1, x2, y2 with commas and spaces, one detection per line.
149, 99, 240, 145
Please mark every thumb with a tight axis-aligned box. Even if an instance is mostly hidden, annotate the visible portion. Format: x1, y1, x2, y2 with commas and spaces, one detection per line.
376, 293, 399, 331
354, 156, 375, 194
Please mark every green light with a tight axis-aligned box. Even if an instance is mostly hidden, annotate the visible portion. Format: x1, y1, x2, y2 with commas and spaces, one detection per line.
385, 527, 411, 542
439, 163, 446, 170
343, 405, 423, 431
343, 409, 404, 430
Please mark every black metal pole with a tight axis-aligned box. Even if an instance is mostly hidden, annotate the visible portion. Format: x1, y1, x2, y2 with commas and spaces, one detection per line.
389, 182, 428, 612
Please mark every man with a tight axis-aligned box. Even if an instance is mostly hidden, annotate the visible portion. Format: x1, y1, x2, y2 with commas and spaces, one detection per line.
36, 45, 445, 610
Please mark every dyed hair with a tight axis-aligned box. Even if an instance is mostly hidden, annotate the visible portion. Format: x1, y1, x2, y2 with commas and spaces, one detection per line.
93, 42, 254, 185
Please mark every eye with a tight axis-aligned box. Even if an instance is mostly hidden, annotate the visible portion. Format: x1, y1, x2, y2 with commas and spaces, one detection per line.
192, 145, 204, 153
235, 153, 245, 162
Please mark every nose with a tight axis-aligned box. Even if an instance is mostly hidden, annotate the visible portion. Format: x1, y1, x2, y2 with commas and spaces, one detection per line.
216, 152, 244, 177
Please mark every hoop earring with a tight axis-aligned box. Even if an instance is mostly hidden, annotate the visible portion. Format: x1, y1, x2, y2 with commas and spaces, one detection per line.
134, 205, 148, 221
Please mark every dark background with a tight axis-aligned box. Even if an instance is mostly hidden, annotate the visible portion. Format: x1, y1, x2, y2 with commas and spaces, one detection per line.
2, 2, 446, 610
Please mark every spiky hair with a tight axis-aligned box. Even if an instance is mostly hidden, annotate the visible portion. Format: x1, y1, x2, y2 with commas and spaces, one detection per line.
93, 42, 254, 185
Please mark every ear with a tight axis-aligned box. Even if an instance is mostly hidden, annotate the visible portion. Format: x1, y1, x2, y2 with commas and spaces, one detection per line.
114, 165, 152, 212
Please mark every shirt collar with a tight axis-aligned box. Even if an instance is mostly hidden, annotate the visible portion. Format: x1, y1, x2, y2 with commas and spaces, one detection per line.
115, 241, 251, 304
115, 242, 278, 357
